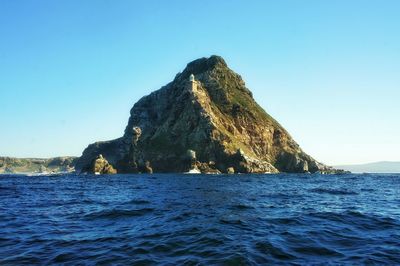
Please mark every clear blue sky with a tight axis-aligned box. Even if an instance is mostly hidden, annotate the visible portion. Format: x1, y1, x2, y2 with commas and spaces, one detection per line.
0, 0, 399, 165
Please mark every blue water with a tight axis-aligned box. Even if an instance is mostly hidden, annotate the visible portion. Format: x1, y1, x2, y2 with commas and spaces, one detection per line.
0, 174, 399, 265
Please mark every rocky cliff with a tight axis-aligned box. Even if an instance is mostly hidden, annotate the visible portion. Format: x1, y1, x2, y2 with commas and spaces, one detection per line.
76, 56, 338, 174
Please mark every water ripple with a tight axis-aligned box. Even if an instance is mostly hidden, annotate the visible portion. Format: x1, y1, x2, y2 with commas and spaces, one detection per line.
309, 188, 358, 195
84, 208, 155, 220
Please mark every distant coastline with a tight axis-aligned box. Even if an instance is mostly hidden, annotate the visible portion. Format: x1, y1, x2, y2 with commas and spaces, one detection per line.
0, 156, 77, 174
334, 161, 400, 174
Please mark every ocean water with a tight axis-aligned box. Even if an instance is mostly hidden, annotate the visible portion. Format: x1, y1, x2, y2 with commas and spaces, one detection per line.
0, 174, 399, 265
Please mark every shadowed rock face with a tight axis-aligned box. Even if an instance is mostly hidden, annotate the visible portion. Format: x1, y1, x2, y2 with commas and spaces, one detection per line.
76, 55, 336, 174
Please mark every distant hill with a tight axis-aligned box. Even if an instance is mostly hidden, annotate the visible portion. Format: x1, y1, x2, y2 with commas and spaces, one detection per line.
0, 157, 77, 174
335, 161, 400, 173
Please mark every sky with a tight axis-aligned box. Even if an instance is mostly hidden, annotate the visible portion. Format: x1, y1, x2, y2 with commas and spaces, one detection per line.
0, 0, 399, 165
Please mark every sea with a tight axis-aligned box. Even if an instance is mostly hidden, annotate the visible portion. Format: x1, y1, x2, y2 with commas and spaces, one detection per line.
0, 173, 399, 265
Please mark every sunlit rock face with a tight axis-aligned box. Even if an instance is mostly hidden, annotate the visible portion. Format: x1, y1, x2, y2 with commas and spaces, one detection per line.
81, 154, 117, 175
76, 55, 337, 174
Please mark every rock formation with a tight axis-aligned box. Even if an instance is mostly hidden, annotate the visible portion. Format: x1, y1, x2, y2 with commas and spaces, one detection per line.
76, 55, 339, 174
83, 154, 117, 175
227, 167, 235, 174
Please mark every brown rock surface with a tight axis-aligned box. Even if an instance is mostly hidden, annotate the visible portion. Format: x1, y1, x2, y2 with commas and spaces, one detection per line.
84, 154, 117, 174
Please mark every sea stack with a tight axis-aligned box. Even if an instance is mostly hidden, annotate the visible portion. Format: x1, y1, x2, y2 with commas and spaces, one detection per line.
76, 55, 337, 174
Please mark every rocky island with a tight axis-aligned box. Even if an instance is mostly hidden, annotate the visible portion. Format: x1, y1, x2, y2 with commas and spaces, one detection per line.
76, 56, 340, 175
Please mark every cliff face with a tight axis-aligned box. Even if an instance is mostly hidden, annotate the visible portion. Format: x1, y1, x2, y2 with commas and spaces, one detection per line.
76, 56, 335, 174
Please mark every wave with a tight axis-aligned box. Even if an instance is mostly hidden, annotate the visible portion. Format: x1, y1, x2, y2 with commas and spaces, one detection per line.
219, 216, 245, 226
230, 204, 255, 210
84, 208, 155, 220
254, 241, 296, 260
308, 210, 399, 230
127, 199, 151, 205
310, 188, 358, 195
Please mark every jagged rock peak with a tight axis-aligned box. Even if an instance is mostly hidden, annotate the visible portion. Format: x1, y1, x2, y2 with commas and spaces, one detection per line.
176, 55, 229, 81
186, 55, 227, 72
